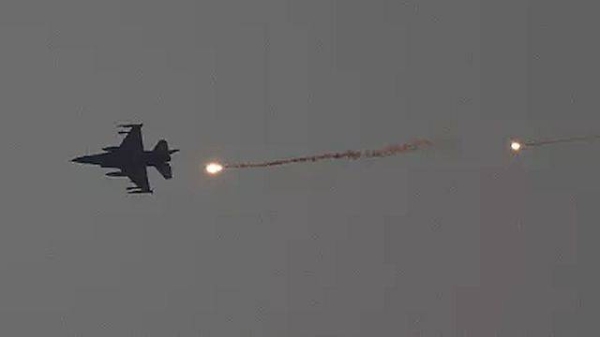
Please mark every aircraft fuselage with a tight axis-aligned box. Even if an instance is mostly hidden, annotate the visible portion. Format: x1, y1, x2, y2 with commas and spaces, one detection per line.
71, 124, 179, 194
72, 150, 173, 169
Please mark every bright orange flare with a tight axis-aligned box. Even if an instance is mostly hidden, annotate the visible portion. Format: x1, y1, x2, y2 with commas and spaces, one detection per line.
511, 141, 522, 152
206, 162, 223, 175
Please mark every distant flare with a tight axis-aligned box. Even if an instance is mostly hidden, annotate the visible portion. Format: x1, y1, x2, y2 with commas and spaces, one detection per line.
511, 141, 522, 152
206, 162, 223, 175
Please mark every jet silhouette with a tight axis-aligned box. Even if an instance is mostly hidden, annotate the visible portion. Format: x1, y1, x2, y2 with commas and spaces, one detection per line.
72, 123, 179, 194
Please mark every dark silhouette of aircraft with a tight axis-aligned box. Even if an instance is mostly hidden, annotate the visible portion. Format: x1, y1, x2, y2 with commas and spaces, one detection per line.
71, 123, 179, 194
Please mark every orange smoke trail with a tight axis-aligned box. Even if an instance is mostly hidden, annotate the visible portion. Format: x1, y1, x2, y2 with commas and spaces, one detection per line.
223, 139, 432, 169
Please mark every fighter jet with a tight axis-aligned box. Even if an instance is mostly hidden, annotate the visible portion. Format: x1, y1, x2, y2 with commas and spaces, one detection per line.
71, 123, 179, 194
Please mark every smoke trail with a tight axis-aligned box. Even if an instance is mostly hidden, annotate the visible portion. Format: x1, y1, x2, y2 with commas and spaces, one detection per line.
223, 139, 432, 169
524, 135, 600, 147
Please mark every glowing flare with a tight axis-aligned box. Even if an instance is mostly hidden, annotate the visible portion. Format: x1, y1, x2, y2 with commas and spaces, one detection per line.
511, 141, 522, 151
206, 162, 223, 175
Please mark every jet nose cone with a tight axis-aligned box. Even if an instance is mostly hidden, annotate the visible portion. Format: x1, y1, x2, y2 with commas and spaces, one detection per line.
71, 156, 88, 163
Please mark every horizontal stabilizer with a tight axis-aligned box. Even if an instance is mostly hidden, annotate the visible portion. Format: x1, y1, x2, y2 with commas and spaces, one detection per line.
154, 163, 173, 179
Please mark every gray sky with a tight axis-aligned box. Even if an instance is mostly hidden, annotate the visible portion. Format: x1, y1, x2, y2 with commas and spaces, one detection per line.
1, 0, 597, 336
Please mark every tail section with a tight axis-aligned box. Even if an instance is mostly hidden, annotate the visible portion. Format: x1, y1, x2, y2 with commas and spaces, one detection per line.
154, 163, 173, 179
152, 140, 178, 179
153, 139, 179, 155
153, 139, 169, 154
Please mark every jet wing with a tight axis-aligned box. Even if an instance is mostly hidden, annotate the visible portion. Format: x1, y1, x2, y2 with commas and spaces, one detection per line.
122, 164, 152, 194
117, 124, 144, 153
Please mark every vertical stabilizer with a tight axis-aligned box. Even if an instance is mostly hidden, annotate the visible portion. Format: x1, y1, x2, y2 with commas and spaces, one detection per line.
153, 139, 169, 154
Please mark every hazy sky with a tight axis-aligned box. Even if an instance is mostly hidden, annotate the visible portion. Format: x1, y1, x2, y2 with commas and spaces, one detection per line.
1, 0, 597, 336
